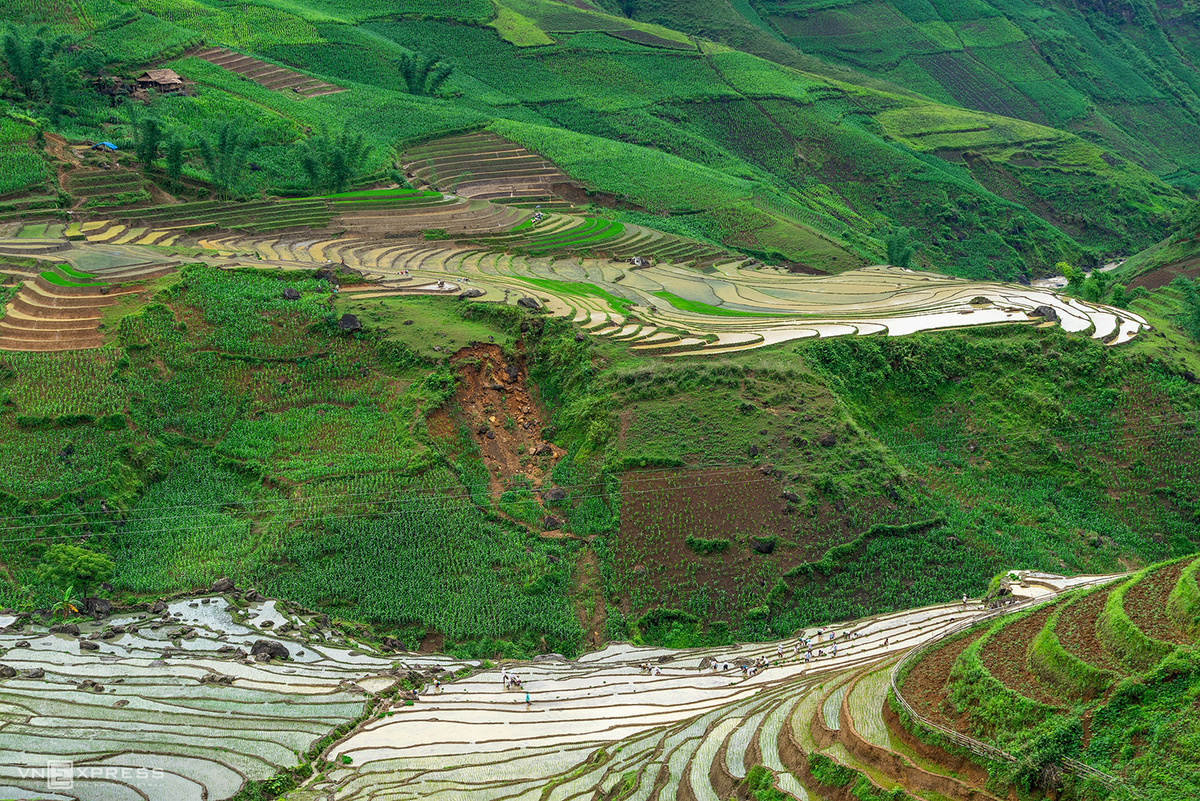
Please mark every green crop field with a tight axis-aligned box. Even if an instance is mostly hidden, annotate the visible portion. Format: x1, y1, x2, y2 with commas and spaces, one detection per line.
1, 1, 1199, 797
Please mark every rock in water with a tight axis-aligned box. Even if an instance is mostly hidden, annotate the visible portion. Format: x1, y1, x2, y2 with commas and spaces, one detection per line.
1031, 305, 1059, 322
84, 598, 112, 618
251, 640, 290, 661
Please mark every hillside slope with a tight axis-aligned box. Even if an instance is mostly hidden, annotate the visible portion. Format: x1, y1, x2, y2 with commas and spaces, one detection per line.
645, 0, 1200, 192
1, 0, 1188, 278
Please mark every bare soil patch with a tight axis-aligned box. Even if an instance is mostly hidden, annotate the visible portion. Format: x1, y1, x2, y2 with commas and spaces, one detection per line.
900, 628, 985, 732
440, 343, 564, 501
978, 606, 1062, 707
1123, 559, 1194, 645
1054, 585, 1126, 675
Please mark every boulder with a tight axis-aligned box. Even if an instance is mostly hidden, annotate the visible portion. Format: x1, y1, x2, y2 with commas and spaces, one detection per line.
458, 287, 484, 299
260, 620, 274, 629
50, 623, 80, 636
337, 314, 362, 332
0, 665, 15, 678
281, 287, 301, 300
150, 600, 166, 614
781, 490, 800, 503
397, 689, 419, 701
698, 656, 713, 671
79, 641, 99, 651
542, 516, 562, 531
23, 667, 44, 679
199, 673, 235, 685
1031, 305, 1059, 322
244, 589, 263, 602
84, 597, 112, 618
381, 636, 406, 653
15, 641, 30, 648
516, 296, 541, 311
750, 537, 776, 555
542, 487, 567, 503
533, 653, 567, 663
212, 577, 236, 593
747, 444, 760, 457
250, 640, 290, 661
817, 433, 837, 448
113, 699, 129, 708
575, 332, 586, 343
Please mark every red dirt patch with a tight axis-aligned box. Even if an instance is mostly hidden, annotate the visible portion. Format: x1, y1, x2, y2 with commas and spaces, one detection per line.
900, 628, 986, 732
1054, 584, 1127, 675
978, 605, 1063, 707
1123, 559, 1195, 646
1127, 252, 1200, 291
435, 343, 564, 504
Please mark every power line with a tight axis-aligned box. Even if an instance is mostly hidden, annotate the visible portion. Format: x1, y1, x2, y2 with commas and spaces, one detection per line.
0, 403, 1194, 534
0, 412, 1195, 547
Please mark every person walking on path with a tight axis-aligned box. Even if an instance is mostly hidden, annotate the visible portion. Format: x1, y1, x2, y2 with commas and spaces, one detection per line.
962, 593, 969, 609
525, 691, 530, 706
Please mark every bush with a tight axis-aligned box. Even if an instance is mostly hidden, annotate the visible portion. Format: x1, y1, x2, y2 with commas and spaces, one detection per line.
685, 534, 730, 555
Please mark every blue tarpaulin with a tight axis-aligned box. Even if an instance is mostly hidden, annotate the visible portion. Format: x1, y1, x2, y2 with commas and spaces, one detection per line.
92, 142, 118, 151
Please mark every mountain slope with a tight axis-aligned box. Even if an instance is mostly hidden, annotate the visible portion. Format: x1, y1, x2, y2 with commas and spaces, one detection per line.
680, 0, 1200, 191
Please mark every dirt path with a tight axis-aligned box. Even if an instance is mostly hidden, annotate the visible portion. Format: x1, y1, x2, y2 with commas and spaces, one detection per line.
572, 546, 607, 650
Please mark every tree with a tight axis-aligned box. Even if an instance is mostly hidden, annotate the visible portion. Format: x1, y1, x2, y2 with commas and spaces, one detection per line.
165, 136, 184, 185
1, 25, 73, 101
884, 228, 919, 268
396, 51, 454, 97
51, 585, 81, 620
134, 117, 163, 165
299, 128, 372, 193
196, 121, 253, 198
1058, 261, 1084, 292
1173, 276, 1200, 343
37, 543, 114, 600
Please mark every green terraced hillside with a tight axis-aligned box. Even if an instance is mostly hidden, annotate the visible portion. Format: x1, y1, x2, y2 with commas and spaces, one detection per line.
634, 0, 1200, 193
0, 0, 1191, 280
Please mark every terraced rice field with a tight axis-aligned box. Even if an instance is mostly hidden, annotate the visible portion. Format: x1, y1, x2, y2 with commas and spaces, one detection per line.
183, 231, 1144, 354
1120, 557, 1195, 646
0, 595, 472, 801
0, 589, 1021, 800
0, 210, 1147, 355
978, 605, 1062, 706
0, 238, 177, 351
1049, 584, 1127, 676
403, 132, 576, 208
187, 46, 345, 96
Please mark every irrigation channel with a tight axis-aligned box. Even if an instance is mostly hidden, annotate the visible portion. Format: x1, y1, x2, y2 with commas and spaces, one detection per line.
0, 571, 1120, 800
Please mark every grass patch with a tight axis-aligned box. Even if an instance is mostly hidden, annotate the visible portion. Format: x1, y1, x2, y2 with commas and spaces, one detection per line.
650, 290, 787, 317
517, 277, 633, 314
39, 270, 105, 288
334, 294, 512, 359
